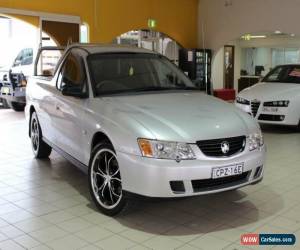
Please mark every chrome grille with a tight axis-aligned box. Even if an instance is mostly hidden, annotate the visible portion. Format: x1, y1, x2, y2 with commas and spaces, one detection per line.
196, 136, 246, 157
251, 101, 260, 117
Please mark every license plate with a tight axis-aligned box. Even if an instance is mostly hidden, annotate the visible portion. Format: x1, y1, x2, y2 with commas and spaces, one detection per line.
1, 87, 10, 94
212, 163, 244, 179
263, 107, 278, 112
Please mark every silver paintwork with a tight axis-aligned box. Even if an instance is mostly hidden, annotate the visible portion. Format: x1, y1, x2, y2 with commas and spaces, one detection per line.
25, 44, 266, 198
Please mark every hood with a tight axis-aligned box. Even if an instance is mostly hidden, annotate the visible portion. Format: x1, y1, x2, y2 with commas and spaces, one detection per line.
239, 82, 300, 101
102, 92, 257, 142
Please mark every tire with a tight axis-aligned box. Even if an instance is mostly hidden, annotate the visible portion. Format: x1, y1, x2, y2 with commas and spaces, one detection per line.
30, 112, 52, 159
9, 101, 25, 112
89, 143, 129, 216
297, 119, 300, 132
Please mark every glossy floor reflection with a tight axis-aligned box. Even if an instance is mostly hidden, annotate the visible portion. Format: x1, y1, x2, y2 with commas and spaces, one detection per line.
0, 109, 299, 250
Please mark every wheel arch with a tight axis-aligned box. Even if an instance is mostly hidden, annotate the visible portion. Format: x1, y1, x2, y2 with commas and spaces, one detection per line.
90, 131, 114, 153
28, 105, 36, 137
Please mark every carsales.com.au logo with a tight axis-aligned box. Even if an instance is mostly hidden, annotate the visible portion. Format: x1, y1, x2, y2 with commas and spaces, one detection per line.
241, 234, 296, 246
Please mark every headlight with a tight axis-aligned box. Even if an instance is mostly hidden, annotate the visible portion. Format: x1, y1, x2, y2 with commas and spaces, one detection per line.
138, 139, 196, 160
236, 96, 250, 105
248, 132, 264, 151
263, 100, 289, 107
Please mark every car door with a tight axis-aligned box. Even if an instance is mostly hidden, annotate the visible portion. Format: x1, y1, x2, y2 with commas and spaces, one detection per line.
53, 49, 89, 163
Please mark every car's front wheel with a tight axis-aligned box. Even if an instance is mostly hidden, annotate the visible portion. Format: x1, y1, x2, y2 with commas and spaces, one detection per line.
89, 143, 128, 216
30, 112, 52, 158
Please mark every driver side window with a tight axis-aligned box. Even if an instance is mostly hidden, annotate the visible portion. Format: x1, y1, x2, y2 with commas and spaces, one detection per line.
57, 51, 87, 94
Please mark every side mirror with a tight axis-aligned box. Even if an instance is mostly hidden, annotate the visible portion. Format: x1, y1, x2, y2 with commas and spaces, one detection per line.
61, 84, 88, 99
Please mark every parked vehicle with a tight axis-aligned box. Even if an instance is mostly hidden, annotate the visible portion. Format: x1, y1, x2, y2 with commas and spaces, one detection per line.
0, 67, 10, 108
0, 48, 35, 111
236, 64, 300, 128
26, 44, 266, 216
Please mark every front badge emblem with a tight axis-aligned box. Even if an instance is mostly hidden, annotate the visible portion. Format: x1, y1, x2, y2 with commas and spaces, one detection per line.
221, 141, 230, 154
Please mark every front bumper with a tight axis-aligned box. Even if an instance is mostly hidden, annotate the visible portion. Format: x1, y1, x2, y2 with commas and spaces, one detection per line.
117, 145, 266, 198
235, 102, 299, 126
0, 86, 26, 103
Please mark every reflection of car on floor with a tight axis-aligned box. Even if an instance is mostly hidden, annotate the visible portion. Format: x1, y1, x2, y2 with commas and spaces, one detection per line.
26, 44, 266, 216
236, 64, 300, 129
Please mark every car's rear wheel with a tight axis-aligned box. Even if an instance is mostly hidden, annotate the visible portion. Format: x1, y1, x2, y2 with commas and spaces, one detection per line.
9, 101, 25, 112
89, 143, 128, 216
30, 112, 52, 158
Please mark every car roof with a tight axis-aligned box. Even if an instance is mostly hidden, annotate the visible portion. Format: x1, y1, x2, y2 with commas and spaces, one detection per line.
67, 43, 157, 55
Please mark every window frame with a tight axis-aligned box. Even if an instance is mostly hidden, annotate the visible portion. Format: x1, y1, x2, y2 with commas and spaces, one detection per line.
56, 49, 89, 97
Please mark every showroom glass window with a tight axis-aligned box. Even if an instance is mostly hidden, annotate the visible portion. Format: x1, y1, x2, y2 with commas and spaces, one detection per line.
272, 48, 300, 67
57, 51, 87, 92
88, 53, 196, 96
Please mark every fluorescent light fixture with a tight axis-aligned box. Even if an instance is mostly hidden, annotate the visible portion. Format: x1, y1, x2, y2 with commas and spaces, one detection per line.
291, 33, 295, 37
241, 34, 266, 40
251, 35, 267, 38
274, 30, 282, 34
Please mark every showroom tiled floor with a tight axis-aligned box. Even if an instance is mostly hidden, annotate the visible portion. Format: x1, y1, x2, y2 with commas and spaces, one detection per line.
0, 108, 300, 250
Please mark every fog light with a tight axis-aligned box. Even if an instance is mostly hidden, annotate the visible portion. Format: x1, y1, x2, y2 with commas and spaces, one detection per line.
170, 181, 185, 193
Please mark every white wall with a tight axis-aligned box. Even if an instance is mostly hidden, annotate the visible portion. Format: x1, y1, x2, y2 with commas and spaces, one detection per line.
212, 47, 223, 89
198, 0, 300, 51
212, 41, 241, 90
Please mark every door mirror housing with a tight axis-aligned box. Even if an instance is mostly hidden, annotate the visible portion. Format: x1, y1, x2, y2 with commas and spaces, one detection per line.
61, 83, 88, 99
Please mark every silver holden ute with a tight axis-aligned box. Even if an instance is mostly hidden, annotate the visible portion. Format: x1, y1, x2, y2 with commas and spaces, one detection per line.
25, 44, 266, 216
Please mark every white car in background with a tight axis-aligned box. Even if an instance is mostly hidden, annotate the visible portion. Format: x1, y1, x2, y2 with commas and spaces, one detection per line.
236, 64, 300, 128
0, 48, 35, 111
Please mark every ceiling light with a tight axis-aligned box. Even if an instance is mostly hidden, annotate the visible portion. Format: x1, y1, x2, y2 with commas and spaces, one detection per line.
251, 35, 267, 39
291, 34, 295, 37
241, 34, 266, 40
274, 30, 282, 34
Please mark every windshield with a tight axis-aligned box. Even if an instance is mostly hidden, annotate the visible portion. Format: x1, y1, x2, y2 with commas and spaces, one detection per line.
263, 65, 300, 84
88, 53, 198, 96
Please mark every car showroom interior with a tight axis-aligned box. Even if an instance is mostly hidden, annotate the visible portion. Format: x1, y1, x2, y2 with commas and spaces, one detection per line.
0, 0, 299, 249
